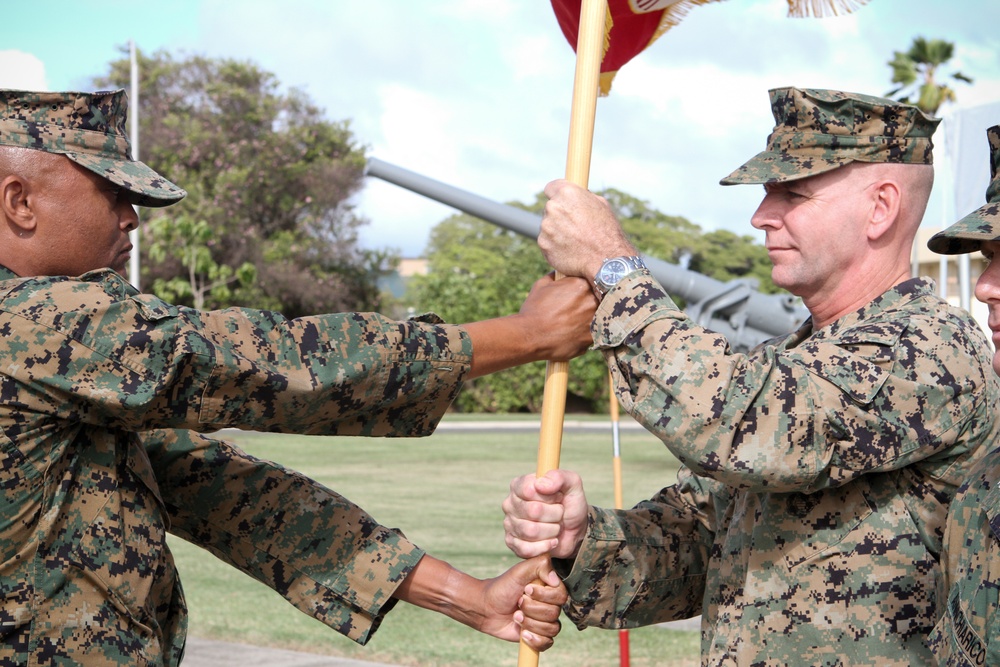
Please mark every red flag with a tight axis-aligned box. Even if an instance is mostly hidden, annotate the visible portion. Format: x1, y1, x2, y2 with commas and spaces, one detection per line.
550, 0, 726, 95
550, 0, 872, 95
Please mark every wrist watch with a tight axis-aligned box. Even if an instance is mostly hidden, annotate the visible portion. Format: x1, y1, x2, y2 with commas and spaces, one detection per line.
594, 255, 645, 298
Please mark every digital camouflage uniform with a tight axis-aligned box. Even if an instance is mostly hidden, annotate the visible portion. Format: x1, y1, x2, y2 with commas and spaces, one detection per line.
928, 444, 1000, 667
555, 89, 1000, 666
0, 90, 473, 665
147, 428, 430, 650
926, 125, 1000, 667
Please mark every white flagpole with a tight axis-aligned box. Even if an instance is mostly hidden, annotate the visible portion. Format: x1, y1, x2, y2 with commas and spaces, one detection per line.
128, 39, 141, 291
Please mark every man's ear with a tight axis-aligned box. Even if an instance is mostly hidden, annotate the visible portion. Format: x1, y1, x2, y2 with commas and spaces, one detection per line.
867, 179, 901, 242
0, 175, 36, 234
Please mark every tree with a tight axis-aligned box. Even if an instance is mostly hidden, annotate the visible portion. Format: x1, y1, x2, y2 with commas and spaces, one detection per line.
146, 214, 256, 310
95, 49, 394, 316
886, 37, 973, 115
687, 229, 779, 295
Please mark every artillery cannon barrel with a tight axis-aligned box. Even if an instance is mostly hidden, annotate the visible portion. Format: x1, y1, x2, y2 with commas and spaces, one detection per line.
365, 157, 807, 343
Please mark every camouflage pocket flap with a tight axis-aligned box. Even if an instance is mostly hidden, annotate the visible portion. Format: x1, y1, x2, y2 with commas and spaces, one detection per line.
128, 294, 180, 321
786, 323, 903, 406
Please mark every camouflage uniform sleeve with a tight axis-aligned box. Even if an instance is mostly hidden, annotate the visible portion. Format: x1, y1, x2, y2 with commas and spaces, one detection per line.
593, 273, 994, 494
555, 467, 722, 629
144, 428, 422, 645
0, 272, 471, 438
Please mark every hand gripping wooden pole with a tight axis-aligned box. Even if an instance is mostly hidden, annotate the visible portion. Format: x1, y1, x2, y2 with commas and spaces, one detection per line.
517, 1, 608, 664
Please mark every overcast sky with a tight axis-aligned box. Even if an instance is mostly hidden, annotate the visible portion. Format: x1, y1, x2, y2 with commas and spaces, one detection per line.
3, 0, 999, 257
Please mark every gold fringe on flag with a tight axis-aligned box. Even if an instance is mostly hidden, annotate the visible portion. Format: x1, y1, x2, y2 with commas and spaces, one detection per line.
786, 0, 871, 17
596, 0, 873, 95
600, 4, 614, 94
598, 72, 617, 96
598, 0, 727, 95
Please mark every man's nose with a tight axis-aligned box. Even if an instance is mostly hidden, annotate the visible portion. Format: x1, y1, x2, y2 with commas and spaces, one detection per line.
975, 261, 1000, 306
118, 196, 139, 232
750, 197, 780, 231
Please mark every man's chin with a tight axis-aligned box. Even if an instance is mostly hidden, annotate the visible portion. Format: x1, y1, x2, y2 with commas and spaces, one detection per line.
770, 271, 795, 293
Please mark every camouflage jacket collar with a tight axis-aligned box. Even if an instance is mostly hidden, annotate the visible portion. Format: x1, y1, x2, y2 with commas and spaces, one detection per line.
0, 263, 138, 299
784, 276, 938, 347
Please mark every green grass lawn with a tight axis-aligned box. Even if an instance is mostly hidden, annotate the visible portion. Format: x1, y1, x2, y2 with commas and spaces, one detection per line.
171, 417, 701, 666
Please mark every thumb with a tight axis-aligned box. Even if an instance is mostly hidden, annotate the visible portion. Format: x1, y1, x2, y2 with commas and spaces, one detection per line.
535, 469, 570, 496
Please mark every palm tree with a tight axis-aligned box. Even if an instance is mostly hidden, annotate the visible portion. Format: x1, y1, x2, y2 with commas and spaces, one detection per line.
886, 37, 974, 116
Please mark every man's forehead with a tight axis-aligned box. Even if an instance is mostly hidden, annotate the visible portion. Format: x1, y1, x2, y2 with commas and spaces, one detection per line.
762, 164, 860, 195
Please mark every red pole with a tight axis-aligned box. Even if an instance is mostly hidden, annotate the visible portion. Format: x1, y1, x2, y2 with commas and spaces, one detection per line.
619, 629, 631, 667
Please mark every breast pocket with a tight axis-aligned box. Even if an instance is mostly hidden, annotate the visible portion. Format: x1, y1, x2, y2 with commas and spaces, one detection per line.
779, 481, 875, 569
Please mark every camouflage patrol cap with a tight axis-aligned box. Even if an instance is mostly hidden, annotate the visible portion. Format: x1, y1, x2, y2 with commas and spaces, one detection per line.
0, 88, 185, 207
720, 87, 940, 185
928, 125, 1000, 255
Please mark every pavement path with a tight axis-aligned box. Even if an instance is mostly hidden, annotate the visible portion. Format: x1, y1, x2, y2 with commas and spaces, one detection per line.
433, 417, 647, 432
182, 637, 399, 667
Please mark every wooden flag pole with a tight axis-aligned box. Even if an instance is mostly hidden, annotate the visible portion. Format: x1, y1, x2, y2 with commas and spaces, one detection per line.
517, 0, 608, 665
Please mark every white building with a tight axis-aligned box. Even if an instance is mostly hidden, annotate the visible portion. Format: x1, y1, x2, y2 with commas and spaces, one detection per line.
915, 101, 1000, 345
913, 227, 989, 339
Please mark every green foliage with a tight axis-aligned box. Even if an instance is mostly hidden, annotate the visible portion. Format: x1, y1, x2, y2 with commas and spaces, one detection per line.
146, 214, 257, 310
96, 49, 396, 316
886, 37, 974, 115
599, 188, 702, 264
687, 229, 779, 295
409, 190, 780, 413
409, 211, 610, 413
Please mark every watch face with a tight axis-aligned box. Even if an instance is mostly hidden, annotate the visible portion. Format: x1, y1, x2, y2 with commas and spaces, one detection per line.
599, 258, 630, 285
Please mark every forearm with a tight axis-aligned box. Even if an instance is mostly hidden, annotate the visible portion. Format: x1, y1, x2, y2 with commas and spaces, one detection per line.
391, 554, 487, 631
463, 274, 597, 378
599, 274, 996, 493
464, 315, 547, 379
0, 280, 473, 437
196, 311, 472, 436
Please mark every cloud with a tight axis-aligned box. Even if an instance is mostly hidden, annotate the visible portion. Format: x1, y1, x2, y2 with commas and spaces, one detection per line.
0, 50, 47, 90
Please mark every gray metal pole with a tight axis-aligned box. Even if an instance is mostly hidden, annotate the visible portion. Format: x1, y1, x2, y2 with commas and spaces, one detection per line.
128, 40, 141, 291
365, 157, 807, 348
